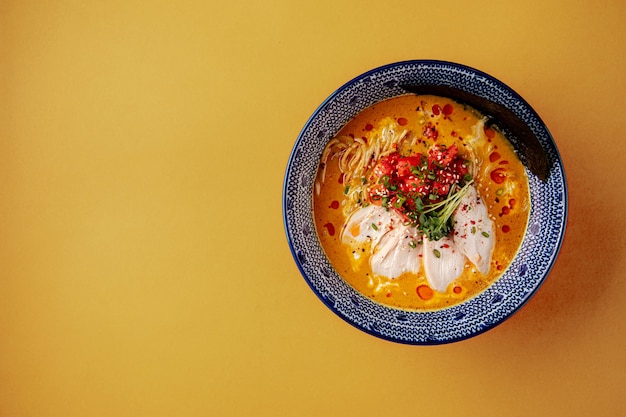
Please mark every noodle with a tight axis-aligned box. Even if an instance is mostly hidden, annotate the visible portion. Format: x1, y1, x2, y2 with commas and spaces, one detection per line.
318, 120, 408, 216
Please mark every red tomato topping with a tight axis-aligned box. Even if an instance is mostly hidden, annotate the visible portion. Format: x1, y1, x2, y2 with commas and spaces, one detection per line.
429, 143, 458, 167
394, 159, 411, 177
367, 143, 471, 216
432, 182, 450, 196
373, 159, 394, 178
394, 156, 420, 177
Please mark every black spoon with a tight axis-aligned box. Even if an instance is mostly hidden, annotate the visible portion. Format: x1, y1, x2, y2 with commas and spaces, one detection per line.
400, 84, 549, 182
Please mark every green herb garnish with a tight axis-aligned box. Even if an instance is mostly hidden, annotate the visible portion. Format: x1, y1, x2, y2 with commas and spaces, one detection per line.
418, 180, 474, 241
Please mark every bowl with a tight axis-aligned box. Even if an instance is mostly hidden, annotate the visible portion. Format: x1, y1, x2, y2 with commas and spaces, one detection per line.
283, 60, 567, 344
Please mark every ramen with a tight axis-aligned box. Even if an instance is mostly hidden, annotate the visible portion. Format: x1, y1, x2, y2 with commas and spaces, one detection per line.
313, 94, 530, 311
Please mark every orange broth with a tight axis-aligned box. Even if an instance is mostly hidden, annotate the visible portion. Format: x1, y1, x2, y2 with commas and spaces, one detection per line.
313, 95, 530, 311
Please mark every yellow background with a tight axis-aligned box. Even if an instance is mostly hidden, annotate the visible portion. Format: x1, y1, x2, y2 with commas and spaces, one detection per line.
1, 1, 625, 416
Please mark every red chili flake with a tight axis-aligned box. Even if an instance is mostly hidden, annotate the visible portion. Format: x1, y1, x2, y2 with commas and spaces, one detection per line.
484, 126, 496, 139
501, 206, 511, 216
509, 198, 516, 208
329, 200, 339, 209
432, 104, 441, 115
442, 244, 450, 249
502, 225, 511, 233
386, 292, 392, 298
423, 122, 439, 140
489, 152, 501, 162
453, 286, 462, 294
365, 123, 373, 131
323, 222, 335, 236
442, 103, 454, 116
338, 172, 344, 184
397, 117, 408, 126
451, 131, 457, 137
499, 160, 509, 165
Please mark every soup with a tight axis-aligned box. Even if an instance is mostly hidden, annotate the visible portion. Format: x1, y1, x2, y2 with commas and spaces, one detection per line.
313, 95, 530, 311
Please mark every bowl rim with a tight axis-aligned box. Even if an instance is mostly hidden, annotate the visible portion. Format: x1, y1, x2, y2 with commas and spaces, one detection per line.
283, 59, 568, 345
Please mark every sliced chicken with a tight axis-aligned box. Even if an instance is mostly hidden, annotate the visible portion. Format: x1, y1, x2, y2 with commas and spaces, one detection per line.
422, 235, 465, 292
342, 205, 421, 279
452, 185, 495, 275
341, 205, 397, 247
370, 223, 422, 278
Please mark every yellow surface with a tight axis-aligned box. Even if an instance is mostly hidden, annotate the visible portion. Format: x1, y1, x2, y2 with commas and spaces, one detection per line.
1, 1, 625, 416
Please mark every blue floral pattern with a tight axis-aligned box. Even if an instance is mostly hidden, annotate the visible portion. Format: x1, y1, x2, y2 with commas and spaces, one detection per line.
283, 60, 568, 344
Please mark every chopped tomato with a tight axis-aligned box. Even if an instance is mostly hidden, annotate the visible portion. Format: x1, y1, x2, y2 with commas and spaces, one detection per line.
429, 143, 458, 167
395, 156, 420, 177
372, 159, 394, 178
366, 145, 472, 218
432, 182, 450, 196
450, 158, 469, 176
395, 158, 412, 177
401, 176, 425, 193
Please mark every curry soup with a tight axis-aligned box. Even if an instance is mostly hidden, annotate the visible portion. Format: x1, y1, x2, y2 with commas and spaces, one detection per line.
313, 94, 530, 311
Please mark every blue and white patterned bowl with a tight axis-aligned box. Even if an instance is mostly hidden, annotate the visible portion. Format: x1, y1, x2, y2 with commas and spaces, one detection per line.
283, 60, 567, 344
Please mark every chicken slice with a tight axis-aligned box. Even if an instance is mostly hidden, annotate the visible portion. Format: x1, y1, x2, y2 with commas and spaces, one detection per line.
452, 185, 495, 275
341, 205, 422, 279
422, 235, 465, 292
370, 224, 422, 278
341, 205, 399, 247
